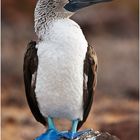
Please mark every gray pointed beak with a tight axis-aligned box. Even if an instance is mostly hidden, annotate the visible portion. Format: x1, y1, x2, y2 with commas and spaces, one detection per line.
64, 0, 112, 12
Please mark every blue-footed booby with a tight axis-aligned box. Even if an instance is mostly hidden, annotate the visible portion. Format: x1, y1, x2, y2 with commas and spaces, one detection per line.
23, 0, 111, 139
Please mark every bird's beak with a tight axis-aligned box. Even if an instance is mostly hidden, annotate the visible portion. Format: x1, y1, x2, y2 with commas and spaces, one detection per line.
64, 0, 112, 12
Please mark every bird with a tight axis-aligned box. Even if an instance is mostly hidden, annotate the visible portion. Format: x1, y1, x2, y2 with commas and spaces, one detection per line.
23, 0, 111, 139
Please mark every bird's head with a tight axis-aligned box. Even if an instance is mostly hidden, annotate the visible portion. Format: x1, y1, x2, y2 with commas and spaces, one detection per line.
34, 0, 112, 36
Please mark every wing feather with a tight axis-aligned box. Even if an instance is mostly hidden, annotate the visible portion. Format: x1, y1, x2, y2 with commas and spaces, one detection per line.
23, 41, 47, 126
78, 45, 98, 130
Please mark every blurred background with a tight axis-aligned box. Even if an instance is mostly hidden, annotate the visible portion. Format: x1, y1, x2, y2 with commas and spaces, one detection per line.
1, 0, 139, 140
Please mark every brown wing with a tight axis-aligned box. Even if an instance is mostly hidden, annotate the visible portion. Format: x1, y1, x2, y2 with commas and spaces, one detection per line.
23, 41, 47, 126
78, 45, 98, 130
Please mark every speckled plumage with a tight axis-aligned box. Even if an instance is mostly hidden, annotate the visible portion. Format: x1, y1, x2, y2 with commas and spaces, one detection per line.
34, 0, 72, 39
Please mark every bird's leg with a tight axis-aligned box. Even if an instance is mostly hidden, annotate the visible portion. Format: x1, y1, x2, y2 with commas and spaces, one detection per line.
68, 119, 79, 139
47, 116, 56, 130
71, 119, 79, 133
69, 120, 94, 139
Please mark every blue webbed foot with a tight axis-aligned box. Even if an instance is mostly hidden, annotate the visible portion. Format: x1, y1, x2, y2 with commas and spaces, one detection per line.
35, 129, 59, 140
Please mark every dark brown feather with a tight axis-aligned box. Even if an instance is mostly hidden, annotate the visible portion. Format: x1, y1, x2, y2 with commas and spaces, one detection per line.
77, 45, 98, 130
23, 41, 47, 126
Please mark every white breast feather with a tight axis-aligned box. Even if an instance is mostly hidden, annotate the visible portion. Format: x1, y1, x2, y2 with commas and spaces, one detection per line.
35, 19, 88, 120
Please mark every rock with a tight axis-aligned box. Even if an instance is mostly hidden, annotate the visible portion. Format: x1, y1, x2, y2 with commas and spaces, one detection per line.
96, 132, 119, 140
